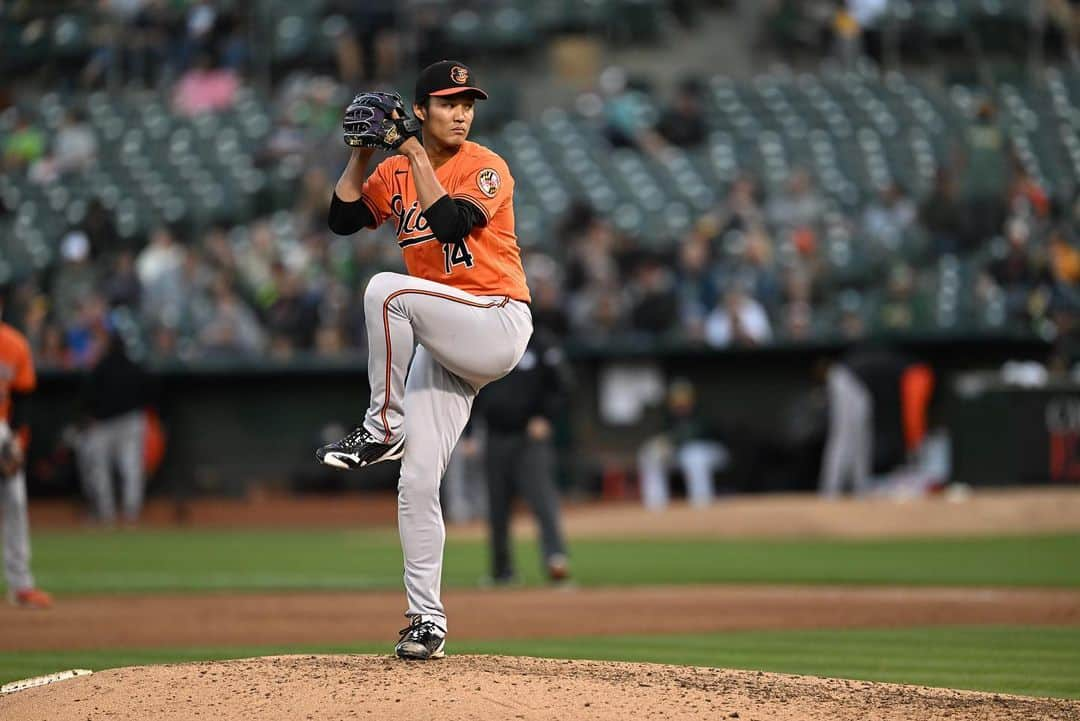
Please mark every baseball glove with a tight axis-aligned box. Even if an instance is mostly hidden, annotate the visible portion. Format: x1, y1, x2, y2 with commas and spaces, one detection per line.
343, 91, 421, 150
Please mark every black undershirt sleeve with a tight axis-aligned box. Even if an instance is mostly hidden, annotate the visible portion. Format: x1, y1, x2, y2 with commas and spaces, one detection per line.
422, 195, 487, 245
328, 193, 376, 235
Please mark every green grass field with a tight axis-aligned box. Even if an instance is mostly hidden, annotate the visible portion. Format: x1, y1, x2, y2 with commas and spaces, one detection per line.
3, 627, 1078, 699
24, 529, 1080, 594
6, 529, 1080, 701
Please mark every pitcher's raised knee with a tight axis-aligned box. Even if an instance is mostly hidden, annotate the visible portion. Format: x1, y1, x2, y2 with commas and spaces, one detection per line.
364, 272, 408, 311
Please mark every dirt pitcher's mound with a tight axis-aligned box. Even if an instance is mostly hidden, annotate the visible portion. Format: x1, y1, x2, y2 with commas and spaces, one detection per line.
2, 655, 1078, 721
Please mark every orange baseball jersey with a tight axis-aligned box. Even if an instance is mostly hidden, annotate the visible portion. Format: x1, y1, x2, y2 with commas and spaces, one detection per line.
359, 140, 531, 303
0, 322, 36, 424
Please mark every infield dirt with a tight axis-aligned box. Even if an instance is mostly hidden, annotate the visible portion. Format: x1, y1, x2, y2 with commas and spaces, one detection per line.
3, 654, 1079, 721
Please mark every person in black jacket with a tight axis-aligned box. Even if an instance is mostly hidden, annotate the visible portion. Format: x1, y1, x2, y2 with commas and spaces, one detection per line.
470, 329, 571, 585
76, 332, 154, 525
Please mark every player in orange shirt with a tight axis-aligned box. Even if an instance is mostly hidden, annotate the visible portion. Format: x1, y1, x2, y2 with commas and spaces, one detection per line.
316, 61, 533, 660
0, 285, 52, 609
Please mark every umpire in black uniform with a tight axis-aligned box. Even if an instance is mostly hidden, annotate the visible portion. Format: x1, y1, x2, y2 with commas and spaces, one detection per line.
472, 328, 571, 585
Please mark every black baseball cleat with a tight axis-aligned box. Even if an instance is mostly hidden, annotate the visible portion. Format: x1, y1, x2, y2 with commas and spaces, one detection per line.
395, 618, 446, 660
316, 427, 405, 469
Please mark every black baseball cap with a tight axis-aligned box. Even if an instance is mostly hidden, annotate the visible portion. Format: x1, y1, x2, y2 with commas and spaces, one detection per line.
414, 60, 488, 103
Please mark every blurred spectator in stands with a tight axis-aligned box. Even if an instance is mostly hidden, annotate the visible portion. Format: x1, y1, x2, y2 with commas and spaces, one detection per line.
198, 277, 265, 357
30, 109, 98, 184
172, 248, 216, 329
838, 290, 868, 340
655, 77, 707, 149
2, 112, 45, 172
676, 237, 720, 341
136, 226, 185, 324
264, 105, 308, 163
1048, 292, 1080, 372
265, 266, 318, 355
875, 262, 932, 333
565, 216, 621, 295
102, 252, 142, 310
149, 324, 180, 363
1047, 0, 1080, 67
51, 231, 98, 324
201, 225, 238, 276
628, 252, 679, 337
237, 221, 279, 303
766, 0, 833, 60
85, 0, 174, 88
780, 267, 816, 341
524, 252, 570, 338
296, 168, 333, 230
1049, 226, 1080, 291
76, 332, 153, 527
173, 52, 239, 116
181, 0, 219, 64
831, 2, 861, 66
81, 199, 124, 257
1008, 167, 1050, 220
704, 282, 773, 347
332, 0, 401, 84
314, 322, 347, 358
177, 1, 248, 74
768, 168, 824, 231
638, 378, 729, 509
65, 295, 110, 369
712, 176, 766, 237
54, 109, 97, 171
599, 67, 665, 155
727, 225, 782, 315
10, 282, 49, 359
863, 183, 916, 251
38, 322, 72, 369
987, 217, 1054, 322
920, 169, 967, 256
960, 100, 1011, 248
833, 0, 887, 65
570, 281, 628, 341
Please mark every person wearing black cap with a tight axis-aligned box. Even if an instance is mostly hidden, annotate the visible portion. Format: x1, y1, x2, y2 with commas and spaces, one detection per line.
318, 61, 534, 661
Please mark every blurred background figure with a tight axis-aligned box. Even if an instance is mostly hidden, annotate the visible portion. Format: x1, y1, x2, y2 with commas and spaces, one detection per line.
0, 285, 52, 609
818, 355, 873, 499
819, 347, 939, 499
638, 379, 729, 510
76, 331, 154, 526
469, 329, 573, 586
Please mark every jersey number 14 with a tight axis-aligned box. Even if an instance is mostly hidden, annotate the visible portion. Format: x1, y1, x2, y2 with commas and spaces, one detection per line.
443, 239, 475, 274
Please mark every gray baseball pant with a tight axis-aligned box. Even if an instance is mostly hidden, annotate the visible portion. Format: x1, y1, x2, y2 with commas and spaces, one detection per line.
360, 272, 532, 634
819, 365, 873, 498
2, 470, 35, 591
77, 410, 146, 523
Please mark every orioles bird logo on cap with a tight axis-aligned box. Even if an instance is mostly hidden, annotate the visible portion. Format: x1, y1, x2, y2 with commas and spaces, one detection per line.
450, 66, 469, 84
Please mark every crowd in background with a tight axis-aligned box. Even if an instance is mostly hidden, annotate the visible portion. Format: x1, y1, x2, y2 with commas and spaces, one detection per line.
3, 0, 1080, 374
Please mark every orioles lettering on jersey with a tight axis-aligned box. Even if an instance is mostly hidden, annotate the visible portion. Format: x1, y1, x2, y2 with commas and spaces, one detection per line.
360, 140, 531, 303
390, 194, 434, 246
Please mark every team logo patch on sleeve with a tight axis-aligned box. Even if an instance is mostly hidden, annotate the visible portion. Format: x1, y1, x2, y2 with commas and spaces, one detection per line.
476, 168, 500, 198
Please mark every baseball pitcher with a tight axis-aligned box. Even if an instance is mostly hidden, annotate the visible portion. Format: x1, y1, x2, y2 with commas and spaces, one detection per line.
317, 61, 532, 660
